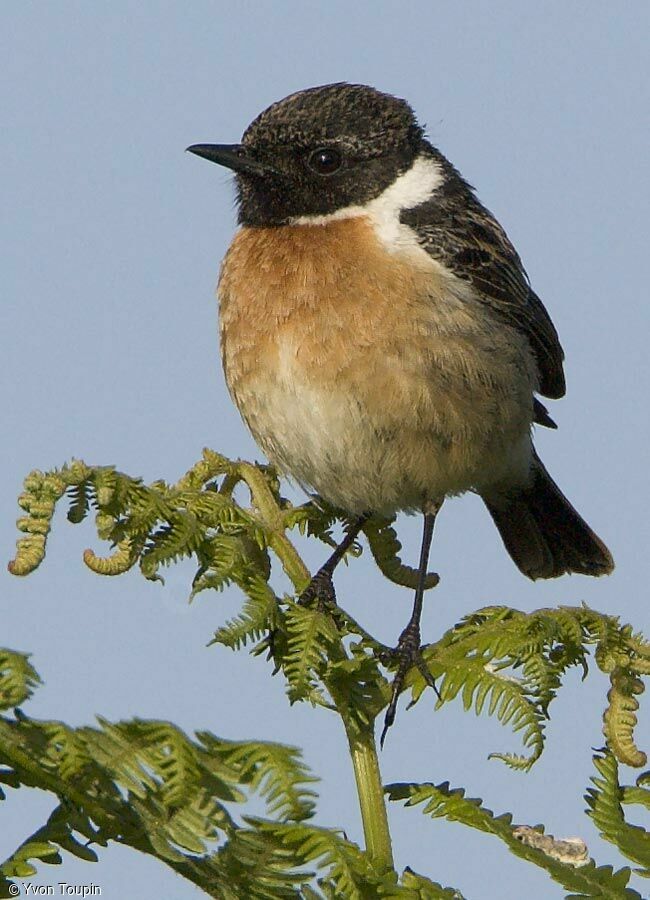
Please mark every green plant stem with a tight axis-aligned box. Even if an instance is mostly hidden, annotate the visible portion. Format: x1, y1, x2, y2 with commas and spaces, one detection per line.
238, 462, 312, 591
237, 461, 395, 868
268, 531, 311, 591
345, 723, 394, 872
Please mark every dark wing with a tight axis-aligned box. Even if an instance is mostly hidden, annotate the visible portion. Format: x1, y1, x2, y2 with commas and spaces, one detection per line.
401, 152, 566, 400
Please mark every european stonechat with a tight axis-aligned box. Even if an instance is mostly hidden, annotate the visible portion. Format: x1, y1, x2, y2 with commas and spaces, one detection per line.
189, 83, 613, 735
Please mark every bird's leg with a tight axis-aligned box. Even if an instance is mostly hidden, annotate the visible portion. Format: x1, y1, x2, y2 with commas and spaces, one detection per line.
381, 505, 440, 747
299, 514, 368, 610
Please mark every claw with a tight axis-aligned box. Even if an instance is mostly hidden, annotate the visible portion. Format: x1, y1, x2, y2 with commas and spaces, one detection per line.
297, 516, 367, 611
380, 624, 439, 748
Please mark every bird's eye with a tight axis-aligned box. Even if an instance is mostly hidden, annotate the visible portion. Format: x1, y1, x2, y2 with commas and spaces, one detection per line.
307, 147, 343, 175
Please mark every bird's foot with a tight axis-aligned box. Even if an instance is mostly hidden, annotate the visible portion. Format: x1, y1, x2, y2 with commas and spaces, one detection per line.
380, 620, 437, 748
298, 567, 337, 611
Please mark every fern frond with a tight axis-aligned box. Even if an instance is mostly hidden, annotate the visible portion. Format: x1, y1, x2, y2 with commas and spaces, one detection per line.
8, 467, 69, 574
210, 533, 272, 581
138, 512, 204, 579
625, 633, 650, 676
77, 718, 159, 798
116, 720, 203, 807
251, 819, 389, 898
325, 654, 389, 735
174, 447, 236, 491
211, 577, 280, 651
0, 700, 330, 896
129, 788, 232, 857
603, 669, 647, 767
520, 652, 563, 713
66, 479, 91, 524
210, 823, 306, 899
387, 781, 642, 898
83, 537, 139, 575
402, 605, 650, 771
39, 721, 95, 782
7, 458, 257, 580
389, 868, 465, 898
200, 735, 318, 822
585, 750, 650, 877
0, 802, 99, 892
283, 604, 341, 704
192, 531, 272, 607
0, 650, 41, 710
363, 517, 439, 590
622, 784, 650, 812
415, 648, 546, 771
7, 451, 650, 895
283, 501, 339, 549
1, 833, 62, 883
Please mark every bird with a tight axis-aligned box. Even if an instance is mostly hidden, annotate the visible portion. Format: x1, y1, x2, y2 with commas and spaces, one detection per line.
188, 82, 614, 738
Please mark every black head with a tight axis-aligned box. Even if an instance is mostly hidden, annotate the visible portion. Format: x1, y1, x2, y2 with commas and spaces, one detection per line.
188, 83, 426, 225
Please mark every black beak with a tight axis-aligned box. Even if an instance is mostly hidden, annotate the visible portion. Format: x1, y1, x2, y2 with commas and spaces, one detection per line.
186, 143, 276, 178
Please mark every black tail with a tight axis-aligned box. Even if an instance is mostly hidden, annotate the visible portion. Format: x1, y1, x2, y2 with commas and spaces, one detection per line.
483, 453, 614, 580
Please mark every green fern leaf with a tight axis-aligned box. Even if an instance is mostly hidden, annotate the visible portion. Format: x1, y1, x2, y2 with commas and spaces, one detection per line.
40, 721, 94, 782
0, 650, 41, 710
211, 823, 306, 898
211, 575, 279, 651
199, 734, 318, 822
251, 818, 388, 899
325, 654, 388, 734
391, 867, 466, 898
622, 785, 650, 812
585, 751, 650, 877
387, 781, 642, 898
66, 478, 91, 523
363, 517, 438, 590
603, 669, 647, 768
405, 605, 650, 772
118, 720, 202, 807
426, 656, 545, 771
283, 604, 341, 704
0, 803, 99, 893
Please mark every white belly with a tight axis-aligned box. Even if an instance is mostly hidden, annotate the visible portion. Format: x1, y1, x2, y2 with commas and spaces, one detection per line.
235, 328, 535, 515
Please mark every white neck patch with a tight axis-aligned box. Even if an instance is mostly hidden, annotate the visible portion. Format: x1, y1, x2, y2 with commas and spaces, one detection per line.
291, 154, 444, 255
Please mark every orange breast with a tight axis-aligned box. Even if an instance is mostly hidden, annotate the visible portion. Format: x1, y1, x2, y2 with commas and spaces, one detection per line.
218, 217, 454, 400
216, 217, 535, 513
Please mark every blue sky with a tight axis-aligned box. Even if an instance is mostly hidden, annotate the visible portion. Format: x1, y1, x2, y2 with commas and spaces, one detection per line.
2, 3, 649, 897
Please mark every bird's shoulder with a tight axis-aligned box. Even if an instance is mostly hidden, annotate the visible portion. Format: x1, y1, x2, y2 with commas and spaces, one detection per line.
402, 150, 566, 399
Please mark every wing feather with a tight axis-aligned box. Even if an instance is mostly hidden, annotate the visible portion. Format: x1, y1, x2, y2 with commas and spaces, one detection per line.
401, 149, 566, 399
